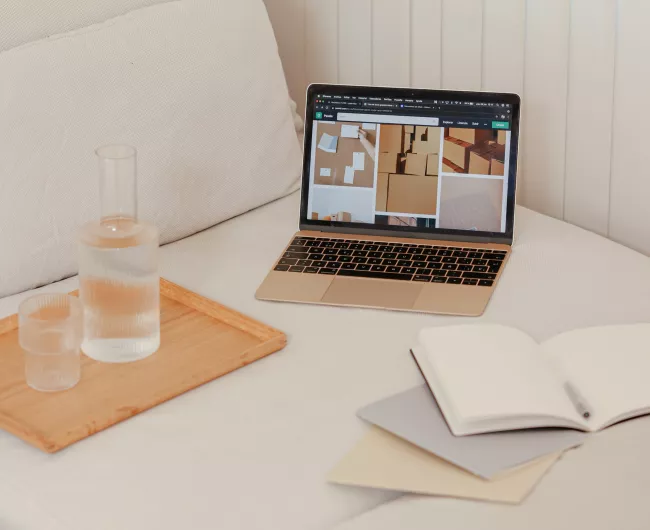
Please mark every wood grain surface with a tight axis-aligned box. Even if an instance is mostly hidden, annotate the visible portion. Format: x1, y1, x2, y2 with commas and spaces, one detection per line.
0, 279, 286, 453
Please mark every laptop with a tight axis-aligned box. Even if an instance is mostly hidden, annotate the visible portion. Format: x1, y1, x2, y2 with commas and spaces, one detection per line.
256, 84, 520, 316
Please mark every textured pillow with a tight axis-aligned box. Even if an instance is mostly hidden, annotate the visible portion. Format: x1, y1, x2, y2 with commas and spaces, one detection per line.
0, 0, 168, 52
0, 0, 302, 297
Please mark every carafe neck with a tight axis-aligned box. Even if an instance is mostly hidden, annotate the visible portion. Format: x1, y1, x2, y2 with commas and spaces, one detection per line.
96, 145, 138, 228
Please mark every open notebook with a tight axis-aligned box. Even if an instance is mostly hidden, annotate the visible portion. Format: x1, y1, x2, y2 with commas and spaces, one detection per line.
411, 324, 650, 436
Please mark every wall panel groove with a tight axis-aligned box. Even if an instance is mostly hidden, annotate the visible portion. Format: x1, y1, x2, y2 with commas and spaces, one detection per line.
563, 0, 616, 237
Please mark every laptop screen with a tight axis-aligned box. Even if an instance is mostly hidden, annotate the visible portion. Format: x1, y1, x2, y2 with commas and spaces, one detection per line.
300, 85, 520, 243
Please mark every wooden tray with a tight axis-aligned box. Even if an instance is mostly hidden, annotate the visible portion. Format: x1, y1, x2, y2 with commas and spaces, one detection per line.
0, 279, 286, 453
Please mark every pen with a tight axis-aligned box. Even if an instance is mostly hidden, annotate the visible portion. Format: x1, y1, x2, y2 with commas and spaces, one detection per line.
564, 382, 591, 420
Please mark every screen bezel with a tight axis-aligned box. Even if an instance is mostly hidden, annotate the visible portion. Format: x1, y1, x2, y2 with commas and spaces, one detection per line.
299, 83, 520, 246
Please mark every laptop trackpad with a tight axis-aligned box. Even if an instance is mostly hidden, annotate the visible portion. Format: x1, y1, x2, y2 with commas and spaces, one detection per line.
321, 277, 422, 310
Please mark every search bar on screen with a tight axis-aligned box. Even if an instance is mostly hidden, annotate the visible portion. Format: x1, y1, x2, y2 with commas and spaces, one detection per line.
337, 113, 439, 126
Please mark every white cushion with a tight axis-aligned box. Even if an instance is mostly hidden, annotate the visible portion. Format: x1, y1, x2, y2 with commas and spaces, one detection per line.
0, 0, 168, 52
2, 193, 650, 529
0, 0, 301, 297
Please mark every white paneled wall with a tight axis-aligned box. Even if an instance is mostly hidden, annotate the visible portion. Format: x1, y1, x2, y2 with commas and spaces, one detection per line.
263, 0, 650, 255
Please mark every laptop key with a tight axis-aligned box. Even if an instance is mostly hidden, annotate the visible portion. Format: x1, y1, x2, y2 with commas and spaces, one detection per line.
397, 260, 412, 267
463, 278, 478, 285
438, 250, 453, 256
386, 266, 401, 273
287, 245, 310, 253
447, 278, 462, 284
446, 271, 462, 277
338, 256, 353, 263
318, 268, 337, 275
349, 243, 364, 250
274, 265, 290, 271
442, 256, 456, 263
279, 258, 298, 265
383, 252, 397, 259
467, 252, 482, 259
412, 261, 427, 268
427, 255, 442, 263
368, 258, 382, 265
334, 242, 349, 249
284, 252, 309, 259
328, 262, 341, 268
479, 279, 495, 286
482, 253, 504, 261
412, 254, 427, 261
462, 272, 497, 280
457, 265, 472, 271
311, 260, 327, 267
337, 269, 414, 281
338, 249, 353, 256
289, 266, 305, 273
474, 265, 488, 272
304, 267, 319, 274
352, 250, 368, 257
431, 276, 447, 283
341, 263, 356, 270
323, 248, 338, 255
352, 257, 368, 264
488, 260, 503, 268
397, 253, 411, 260
402, 267, 417, 274
364, 244, 380, 251
367, 251, 382, 258
413, 275, 431, 282
356, 264, 371, 271
383, 259, 397, 265
427, 262, 443, 269
452, 251, 468, 258
458, 258, 472, 265
378, 245, 391, 252
443, 264, 457, 270
473, 258, 487, 265
417, 268, 431, 275
296, 259, 312, 266
321, 241, 335, 248
371, 265, 387, 272
305, 240, 321, 247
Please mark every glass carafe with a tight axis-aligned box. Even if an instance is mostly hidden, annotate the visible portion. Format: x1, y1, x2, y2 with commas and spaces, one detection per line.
78, 145, 160, 363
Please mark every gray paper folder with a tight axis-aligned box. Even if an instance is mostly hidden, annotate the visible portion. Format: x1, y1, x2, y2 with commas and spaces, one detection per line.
357, 385, 588, 479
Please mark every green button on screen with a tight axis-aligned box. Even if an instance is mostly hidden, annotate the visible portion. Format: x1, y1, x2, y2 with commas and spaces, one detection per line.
492, 121, 509, 129
315, 112, 323, 119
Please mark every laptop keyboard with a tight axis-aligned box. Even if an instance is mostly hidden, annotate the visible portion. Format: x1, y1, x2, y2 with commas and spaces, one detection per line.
273, 236, 507, 286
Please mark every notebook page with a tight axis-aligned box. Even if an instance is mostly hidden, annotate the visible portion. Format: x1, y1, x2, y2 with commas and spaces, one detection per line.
419, 325, 574, 424
543, 324, 650, 431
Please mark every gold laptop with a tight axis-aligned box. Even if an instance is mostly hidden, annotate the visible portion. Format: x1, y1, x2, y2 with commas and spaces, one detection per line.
256, 84, 520, 316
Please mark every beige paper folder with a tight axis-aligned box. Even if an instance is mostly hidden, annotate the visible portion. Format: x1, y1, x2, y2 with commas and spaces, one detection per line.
327, 426, 561, 504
